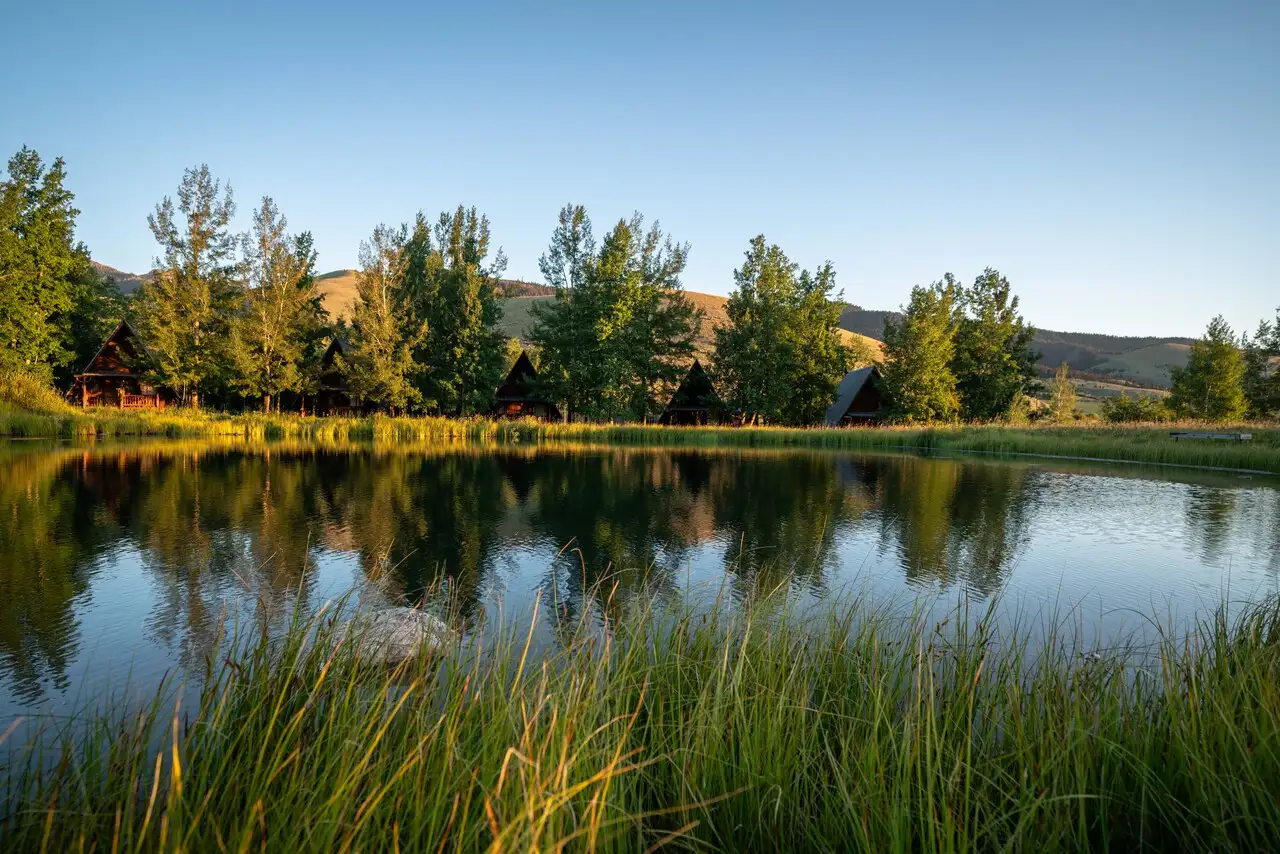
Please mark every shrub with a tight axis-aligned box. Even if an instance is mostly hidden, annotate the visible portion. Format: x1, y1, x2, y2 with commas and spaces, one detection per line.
1099, 392, 1170, 423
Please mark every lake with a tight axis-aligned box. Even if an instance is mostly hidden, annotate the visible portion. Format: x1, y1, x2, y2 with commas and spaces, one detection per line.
2, 440, 1278, 720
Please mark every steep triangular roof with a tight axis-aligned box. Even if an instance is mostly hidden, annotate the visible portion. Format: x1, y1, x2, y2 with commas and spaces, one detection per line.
824, 366, 882, 425
320, 336, 351, 369
495, 351, 541, 400
663, 360, 717, 411
78, 320, 146, 376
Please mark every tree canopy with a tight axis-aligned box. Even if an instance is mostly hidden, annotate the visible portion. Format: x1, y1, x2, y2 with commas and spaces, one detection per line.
0, 147, 100, 380
132, 165, 239, 407
1168, 315, 1248, 422
712, 236, 853, 426
532, 205, 701, 421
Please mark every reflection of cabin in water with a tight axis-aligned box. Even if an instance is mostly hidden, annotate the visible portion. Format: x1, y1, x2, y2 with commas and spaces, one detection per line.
824, 366, 886, 425
313, 337, 357, 415
68, 321, 175, 409
659, 360, 720, 426
492, 351, 561, 421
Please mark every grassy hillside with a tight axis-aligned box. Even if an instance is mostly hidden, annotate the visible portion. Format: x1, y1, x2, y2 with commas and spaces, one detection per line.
497, 291, 883, 362
840, 307, 1194, 389
1091, 343, 1192, 387
316, 270, 556, 322
95, 263, 1188, 386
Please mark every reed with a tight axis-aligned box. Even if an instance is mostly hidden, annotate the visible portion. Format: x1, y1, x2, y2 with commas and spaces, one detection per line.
3, 589, 1279, 852
4, 402, 1279, 474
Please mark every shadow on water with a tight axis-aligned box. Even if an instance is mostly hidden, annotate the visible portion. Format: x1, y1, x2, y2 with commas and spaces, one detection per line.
0, 440, 1278, 709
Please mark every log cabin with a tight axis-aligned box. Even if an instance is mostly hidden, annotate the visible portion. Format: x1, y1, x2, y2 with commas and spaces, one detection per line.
67, 321, 175, 410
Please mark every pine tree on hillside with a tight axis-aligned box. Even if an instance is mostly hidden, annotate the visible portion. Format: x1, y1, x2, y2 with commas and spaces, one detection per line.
229, 197, 326, 412
880, 278, 961, 423
0, 147, 94, 380
133, 165, 238, 407
952, 268, 1039, 421
713, 236, 853, 425
340, 224, 423, 413
1167, 315, 1247, 422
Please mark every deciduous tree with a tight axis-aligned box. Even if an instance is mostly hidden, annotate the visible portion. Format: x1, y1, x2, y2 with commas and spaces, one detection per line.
713, 236, 852, 425
952, 268, 1039, 420
1168, 315, 1247, 422
133, 165, 238, 407
533, 206, 701, 420
229, 198, 326, 411
880, 278, 961, 423
1048, 362, 1077, 423
340, 224, 423, 413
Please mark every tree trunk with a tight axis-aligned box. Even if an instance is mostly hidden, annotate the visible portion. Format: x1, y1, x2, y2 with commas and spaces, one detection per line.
264, 394, 271, 413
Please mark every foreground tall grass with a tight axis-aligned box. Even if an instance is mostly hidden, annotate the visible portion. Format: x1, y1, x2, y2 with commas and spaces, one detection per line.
3, 592, 1279, 851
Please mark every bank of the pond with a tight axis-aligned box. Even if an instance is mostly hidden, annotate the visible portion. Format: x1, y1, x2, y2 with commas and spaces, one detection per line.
3, 402, 1279, 474
3, 594, 1279, 852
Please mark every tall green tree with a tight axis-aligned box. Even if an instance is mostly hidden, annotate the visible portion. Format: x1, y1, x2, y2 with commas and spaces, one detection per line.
1167, 315, 1247, 422
411, 207, 509, 415
133, 166, 238, 407
533, 206, 701, 420
952, 268, 1039, 420
1048, 362, 1077, 423
880, 278, 962, 423
229, 197, 326, 412
0, 147, 93, 381
530, 205, 601, 418
1242, 311, 1279, 418
340, 224, 424, 413
712, 236, 853, 425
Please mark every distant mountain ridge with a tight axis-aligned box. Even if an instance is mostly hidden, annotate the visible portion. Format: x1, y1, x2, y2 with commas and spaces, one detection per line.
98, 263, 1194, 388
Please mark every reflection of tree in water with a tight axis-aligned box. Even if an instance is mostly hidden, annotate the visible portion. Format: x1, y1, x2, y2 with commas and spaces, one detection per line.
1183, 486, 1237, 566
330, 452, 512, 625
521, 451, 710, 626
0, 450, 111, 701
868, 457, 1035, 595
708, 454, 867, 599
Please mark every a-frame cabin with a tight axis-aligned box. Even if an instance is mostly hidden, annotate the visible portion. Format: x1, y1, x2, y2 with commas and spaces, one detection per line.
492, 351, 561, 421
312, 337, 357, 415
824, 366, 886, 426
68, 321, 174, 409
659, 360, 720, 426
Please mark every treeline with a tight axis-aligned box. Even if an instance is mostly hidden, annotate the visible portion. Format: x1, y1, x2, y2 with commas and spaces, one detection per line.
1091, 315, 1280, 423
1, 149, 866, 423
11, 145, 1270, 425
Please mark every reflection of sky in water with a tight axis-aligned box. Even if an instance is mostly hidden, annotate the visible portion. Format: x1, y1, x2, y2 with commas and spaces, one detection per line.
0, 444, 1276, 722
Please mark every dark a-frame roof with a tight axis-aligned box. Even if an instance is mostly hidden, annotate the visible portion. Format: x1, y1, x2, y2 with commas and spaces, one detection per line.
495, 351, 545, 401
320, 336, 351, 369
663, 360, 717, 413
824, 365, 884, 424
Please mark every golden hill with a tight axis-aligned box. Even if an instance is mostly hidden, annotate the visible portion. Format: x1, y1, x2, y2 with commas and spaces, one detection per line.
316, 271, 882, 363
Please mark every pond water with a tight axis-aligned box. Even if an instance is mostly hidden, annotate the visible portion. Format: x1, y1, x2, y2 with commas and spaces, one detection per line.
1, 441, 1278, 720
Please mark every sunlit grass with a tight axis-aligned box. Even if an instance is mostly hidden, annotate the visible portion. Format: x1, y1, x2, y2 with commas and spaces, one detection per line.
3, 588, 1279, 852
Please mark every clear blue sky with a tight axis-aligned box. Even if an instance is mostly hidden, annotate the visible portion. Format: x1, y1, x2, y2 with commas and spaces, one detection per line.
3, 0, 1276, 337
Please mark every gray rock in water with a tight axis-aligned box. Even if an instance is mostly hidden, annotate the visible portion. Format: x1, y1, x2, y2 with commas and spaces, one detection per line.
337, 607, 454, 665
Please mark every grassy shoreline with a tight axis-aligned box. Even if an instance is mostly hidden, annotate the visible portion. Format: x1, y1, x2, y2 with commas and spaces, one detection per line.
3, 402, 1279, 474
3, 592, 1279, 851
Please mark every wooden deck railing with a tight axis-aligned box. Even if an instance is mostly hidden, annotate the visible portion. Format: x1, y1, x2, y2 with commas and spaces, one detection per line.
119, 393, 163, 410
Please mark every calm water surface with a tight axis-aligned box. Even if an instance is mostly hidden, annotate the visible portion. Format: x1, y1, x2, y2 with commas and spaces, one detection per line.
1, 441, 1278, 719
